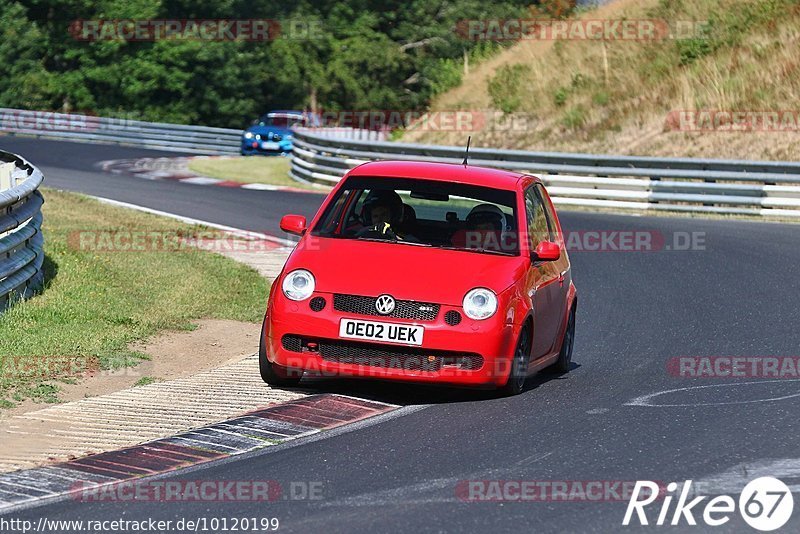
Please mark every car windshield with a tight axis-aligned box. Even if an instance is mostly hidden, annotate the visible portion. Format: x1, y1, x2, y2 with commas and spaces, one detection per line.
312, 176, 519, 256
258, 114, 305, 128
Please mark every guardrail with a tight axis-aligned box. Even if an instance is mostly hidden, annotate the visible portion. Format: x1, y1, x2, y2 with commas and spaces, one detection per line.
289, 128, 800, 218
0, 108, 386, 155
0, 151, 45, 314
1, 108, 242, 155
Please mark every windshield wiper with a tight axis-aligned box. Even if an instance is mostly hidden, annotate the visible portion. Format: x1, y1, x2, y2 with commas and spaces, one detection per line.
437, 246, 513, 256
354, 237, 432, 247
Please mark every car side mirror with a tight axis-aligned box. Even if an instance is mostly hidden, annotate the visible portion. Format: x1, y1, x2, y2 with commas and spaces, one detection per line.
532, 241, 560, 262
280, 214, 307, 235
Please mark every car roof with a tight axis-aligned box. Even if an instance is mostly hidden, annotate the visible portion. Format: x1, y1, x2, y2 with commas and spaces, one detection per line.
265, 110, 306, 117
347, 161, 537, 191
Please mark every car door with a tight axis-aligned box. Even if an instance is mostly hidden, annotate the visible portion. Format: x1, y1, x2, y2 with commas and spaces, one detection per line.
523, 186, 562, 361
537, 184, 570, 332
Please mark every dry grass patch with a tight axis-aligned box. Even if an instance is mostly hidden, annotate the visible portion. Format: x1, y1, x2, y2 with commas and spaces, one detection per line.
404, 0, 800, 160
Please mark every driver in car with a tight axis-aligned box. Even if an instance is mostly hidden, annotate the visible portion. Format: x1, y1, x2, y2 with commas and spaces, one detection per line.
357, 190, 417, 242
450, 203, 508, 252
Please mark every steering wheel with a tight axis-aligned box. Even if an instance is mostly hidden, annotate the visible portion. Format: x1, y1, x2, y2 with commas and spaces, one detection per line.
356, 223, 399, 240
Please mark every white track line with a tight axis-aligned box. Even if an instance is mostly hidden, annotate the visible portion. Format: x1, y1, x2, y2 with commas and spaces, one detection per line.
88, 195, 297, 247
625, 379, 800, 407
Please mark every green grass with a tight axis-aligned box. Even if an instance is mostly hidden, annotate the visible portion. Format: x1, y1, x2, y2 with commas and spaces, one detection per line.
187, 156, 326, 191
0, 188, 270, 408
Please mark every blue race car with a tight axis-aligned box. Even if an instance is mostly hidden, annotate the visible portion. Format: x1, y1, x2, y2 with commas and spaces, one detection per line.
240, 111, 318, 156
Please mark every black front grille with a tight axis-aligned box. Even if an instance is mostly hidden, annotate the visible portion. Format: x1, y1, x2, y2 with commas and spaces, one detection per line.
445, 310, 462, 326
280, 335, 483, 372
333, 294, 439, 321
281, 335, 302, 352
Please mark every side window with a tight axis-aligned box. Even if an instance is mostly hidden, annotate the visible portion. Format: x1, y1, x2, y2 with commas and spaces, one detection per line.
348, 189, 369, 225
524, 187, 551, 250
318, 191, 349, 234
536, 184, 558, 242
318, 189, 362, 235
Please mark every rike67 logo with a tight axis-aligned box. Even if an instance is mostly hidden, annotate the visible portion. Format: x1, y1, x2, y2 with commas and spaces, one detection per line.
623, 477, 794, 531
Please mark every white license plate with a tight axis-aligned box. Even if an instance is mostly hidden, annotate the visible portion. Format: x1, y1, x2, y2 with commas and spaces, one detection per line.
261, 141, 281, 150
339, 319, 424, 346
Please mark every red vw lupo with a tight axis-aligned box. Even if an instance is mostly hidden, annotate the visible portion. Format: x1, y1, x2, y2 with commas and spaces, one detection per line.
260, 161, 576, 395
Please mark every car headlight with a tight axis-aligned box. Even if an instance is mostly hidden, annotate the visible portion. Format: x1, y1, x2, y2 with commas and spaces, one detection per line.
463, 287, 497, 320
282, 269, 315, 301
244, 132, 254, 139
255, 134, 261, 140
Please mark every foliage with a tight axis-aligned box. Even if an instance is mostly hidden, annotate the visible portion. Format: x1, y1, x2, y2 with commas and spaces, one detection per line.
487, 64, 531, 113
0, 0, 536, 127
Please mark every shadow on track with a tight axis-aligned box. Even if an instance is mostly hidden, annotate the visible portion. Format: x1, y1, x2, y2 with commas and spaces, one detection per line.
287, 362, 580, 406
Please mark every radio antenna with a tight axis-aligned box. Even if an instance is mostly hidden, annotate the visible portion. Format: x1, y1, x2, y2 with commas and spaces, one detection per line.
462, 136, 471, 166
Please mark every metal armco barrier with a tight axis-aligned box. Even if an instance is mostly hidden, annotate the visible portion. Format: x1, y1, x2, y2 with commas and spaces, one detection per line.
0, 151, 45, 314
289, 127, 800, 218
0, 108, 386, 155
3, 107, 799, 218
0, 108, 242, 155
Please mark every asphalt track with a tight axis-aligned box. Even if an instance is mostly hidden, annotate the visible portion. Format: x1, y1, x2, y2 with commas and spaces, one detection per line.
2, 136, 800, 533
0, 136, 319, 236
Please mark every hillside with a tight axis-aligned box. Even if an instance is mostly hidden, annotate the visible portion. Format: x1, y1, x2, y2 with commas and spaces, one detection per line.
402, 0, 800, 160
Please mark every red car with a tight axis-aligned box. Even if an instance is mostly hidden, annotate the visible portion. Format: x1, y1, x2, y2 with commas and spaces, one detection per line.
259, 161, 576, 395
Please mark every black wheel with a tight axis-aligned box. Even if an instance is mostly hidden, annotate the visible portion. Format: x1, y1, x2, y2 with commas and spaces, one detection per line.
259, 318, 302, 387
551, 308, 575, 374
499, 325, 531, 396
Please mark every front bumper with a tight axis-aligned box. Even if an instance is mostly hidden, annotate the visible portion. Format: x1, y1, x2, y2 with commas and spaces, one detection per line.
264, 292, 519, 387
240, 140, 293, 155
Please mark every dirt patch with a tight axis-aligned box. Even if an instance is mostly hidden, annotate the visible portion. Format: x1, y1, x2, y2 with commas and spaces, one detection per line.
1, 319, 260, 420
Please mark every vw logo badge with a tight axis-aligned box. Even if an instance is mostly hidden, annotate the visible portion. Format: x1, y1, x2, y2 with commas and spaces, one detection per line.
375, 294, 396, 315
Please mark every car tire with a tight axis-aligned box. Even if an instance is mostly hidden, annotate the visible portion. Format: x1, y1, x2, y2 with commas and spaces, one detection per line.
259, 318, 302, 387
550, 307, 576, 374
499, 325, 531, 396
